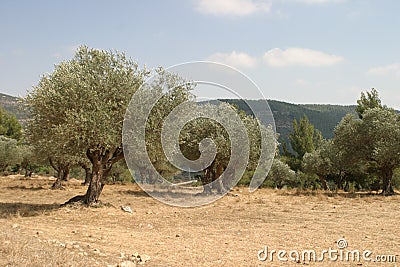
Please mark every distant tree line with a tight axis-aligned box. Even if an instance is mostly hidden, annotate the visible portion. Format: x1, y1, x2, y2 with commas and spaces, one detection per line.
252, 89, 399, 195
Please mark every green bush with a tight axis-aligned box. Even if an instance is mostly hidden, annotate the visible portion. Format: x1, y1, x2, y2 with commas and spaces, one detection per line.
264, 159, 297, 189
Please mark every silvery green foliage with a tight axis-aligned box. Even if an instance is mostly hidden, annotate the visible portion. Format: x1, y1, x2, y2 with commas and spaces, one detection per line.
25, 46, 147, 170
266, 159, 296, 189
334, 107, 400, 194
302, 140, 343, 178
0, 135, 22, 171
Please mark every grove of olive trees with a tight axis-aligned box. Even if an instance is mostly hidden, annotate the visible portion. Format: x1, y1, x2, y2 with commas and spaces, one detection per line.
2, 44, 398, 202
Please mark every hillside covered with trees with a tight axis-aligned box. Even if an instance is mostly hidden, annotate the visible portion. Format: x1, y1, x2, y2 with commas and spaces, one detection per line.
218, 99, 357, 150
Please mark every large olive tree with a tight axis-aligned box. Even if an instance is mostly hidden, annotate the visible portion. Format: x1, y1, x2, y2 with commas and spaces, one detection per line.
25, 46, 147, 204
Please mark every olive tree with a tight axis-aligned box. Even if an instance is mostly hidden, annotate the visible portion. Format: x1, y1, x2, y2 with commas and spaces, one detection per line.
25, 46, 147, 204
0, 136, 22, 172
122, 68, 195, 184
334, 108, 400, 195
302, 142, 332, 190
178, 103, 276, 194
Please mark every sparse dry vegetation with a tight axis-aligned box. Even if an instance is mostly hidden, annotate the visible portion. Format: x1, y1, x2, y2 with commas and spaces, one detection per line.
1, 175, 399, 266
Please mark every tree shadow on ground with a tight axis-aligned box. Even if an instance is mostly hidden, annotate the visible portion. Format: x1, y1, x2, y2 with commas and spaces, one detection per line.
0, 202, 60, 218
118, 190, 151, 198
118, 188, 221, 199
5, 185, 47, 191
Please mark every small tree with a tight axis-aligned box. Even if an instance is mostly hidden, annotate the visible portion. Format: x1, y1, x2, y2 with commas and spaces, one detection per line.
302, 140, 334, 190
284, 115, 322, 171
0, 136, 22, 172
18, 144, 38, 177
265, 159, 296, 189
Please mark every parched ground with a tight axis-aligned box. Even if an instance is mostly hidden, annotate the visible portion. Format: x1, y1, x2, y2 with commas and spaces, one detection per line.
0, 175, 399, 267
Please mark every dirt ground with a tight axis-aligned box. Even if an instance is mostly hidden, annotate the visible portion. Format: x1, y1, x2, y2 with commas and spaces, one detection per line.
0, 175, 399, 267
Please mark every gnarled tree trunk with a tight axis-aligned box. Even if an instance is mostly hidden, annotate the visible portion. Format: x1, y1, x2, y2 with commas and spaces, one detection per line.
83, 147, 123, 205
200, 162, 226, 195
49, 158, 69, 190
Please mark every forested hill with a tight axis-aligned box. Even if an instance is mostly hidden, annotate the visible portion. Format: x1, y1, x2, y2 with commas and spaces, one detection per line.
1, 92, 357, 146
0, 93, 28, 121
219, 99, 357, 146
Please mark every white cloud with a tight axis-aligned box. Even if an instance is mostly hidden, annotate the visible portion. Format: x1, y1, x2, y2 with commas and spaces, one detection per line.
196, 0, 271, 17
263, 47, 344, 67
289, 0, 347, 4
367, 63, 400, 78
206, 51, 258, 68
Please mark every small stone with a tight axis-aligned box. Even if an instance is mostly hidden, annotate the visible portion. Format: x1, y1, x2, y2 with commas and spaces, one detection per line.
12, 224, 19, 228
176, 234, 181, 237
121, 206, 133, 213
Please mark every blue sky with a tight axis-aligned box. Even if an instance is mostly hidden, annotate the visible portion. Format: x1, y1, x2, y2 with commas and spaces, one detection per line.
1, 0, 399, 108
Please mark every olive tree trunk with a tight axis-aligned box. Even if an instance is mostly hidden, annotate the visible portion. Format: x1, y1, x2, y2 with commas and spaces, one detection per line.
49, 158, 69, 190
83, 148, 123, 205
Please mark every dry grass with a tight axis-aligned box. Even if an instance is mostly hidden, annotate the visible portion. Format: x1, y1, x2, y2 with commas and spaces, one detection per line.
0, 175, 399, 266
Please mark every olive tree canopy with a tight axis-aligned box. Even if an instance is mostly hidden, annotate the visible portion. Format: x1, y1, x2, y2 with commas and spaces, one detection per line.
25, 46, 147, 204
